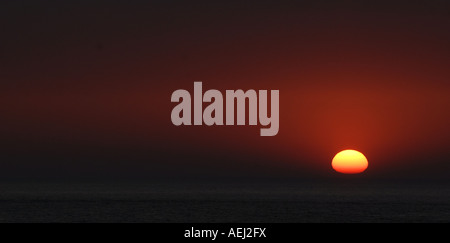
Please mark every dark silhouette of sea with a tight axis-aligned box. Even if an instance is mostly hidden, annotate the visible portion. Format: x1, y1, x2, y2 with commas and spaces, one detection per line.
0, 180, 448, 223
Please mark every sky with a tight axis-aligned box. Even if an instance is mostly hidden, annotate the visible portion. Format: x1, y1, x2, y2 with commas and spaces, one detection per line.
0, 0, 449, 180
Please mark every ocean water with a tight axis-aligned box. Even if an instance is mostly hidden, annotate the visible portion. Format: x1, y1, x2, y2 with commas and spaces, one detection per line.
0, 181, 448, 223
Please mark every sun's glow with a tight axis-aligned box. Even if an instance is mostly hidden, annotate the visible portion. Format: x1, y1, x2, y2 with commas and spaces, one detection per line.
332, 149, 368, 174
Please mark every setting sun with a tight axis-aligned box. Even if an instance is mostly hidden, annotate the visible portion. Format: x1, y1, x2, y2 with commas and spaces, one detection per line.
332, 150, 368, 174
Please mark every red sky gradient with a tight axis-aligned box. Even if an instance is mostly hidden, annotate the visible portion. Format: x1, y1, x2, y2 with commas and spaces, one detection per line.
0, 1, 449, 179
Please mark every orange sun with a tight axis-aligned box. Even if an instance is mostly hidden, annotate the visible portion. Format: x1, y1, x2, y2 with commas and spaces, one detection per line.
332, 149, 368, 174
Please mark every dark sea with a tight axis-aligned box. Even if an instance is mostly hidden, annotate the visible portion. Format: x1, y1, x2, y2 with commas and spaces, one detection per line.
0, 180, 449, 223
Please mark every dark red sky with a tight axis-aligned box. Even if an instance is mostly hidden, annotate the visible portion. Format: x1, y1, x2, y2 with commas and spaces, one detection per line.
0, 0, 449, 180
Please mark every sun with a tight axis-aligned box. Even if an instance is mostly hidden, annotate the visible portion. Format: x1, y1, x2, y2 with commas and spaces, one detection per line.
332, 149, 368, 174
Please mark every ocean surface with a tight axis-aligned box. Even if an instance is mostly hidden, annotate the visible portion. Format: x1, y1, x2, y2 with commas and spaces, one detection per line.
0, 180, 448, 223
